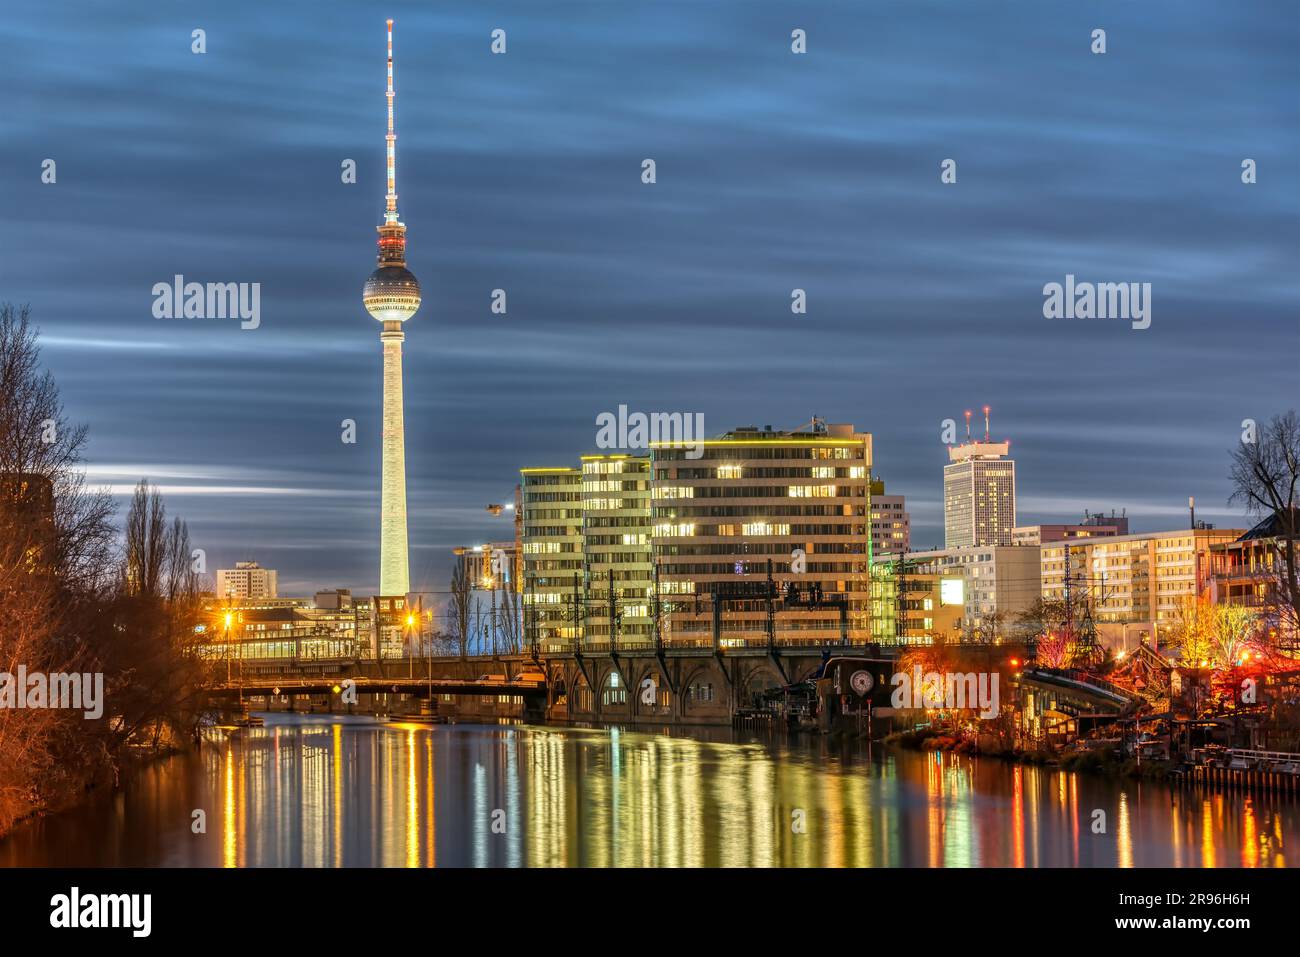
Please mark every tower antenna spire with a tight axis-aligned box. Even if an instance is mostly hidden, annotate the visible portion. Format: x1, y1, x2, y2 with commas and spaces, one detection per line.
385, 18, 399, 224
983, 405, 990, 442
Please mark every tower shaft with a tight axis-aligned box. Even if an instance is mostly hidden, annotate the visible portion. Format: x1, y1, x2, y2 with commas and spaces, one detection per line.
379, 322, 409, 596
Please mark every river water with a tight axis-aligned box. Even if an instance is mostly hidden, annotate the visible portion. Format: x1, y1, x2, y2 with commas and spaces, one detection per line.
0, 714, 1294, 867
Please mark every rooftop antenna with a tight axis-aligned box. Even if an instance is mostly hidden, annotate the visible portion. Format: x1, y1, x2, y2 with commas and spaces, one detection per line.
983, 405, 990, 442
384, 18, 399, 225
964, 410, 972, 442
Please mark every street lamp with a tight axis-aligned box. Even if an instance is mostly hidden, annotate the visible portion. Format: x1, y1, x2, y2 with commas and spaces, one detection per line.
224, 612, 233, 685
406, 614, 415, 678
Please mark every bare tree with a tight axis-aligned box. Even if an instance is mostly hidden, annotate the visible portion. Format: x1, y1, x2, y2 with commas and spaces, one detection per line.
498, 585, 522, 654
961, 610, 1004, 645
448, 563, 472, 659
0, 304, 116, 832
0, 308, 207, 834
0, 304, 114, 596
1229, 410, 1300, 638
123, 480, 167, 598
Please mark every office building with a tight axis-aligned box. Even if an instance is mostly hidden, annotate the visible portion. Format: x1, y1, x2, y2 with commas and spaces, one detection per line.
895, 545, 1042, 636
520, 467, 584, 647
216, 561, 278, 600
651, 421, 872, 644
943, 409, 1015, 548
870, 478, 910, 557
581, 455, 654, 644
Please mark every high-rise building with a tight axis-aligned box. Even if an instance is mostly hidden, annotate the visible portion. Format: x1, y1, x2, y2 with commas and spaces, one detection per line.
361, 20, 421, 600
943, 408, 1015, 548
216, 561, 278, 600
519, 458, 653, 649
870, 478, 910, 557
1041, 526, 1244, 653
520, 467, 583, 647
581, 455, 653, 644
651, 421, 873, 644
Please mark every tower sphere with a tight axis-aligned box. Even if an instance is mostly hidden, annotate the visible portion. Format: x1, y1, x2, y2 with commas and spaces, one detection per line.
363, 265, 421, 322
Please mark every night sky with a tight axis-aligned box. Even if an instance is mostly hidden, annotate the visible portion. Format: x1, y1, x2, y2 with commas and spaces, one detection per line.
2, 1, 1296, 596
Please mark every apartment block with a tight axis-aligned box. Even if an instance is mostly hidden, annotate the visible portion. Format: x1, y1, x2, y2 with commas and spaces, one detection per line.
1041, 526, 1244, 653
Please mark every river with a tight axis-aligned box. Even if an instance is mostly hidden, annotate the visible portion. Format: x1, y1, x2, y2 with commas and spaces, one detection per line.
0, 713, 1294, 867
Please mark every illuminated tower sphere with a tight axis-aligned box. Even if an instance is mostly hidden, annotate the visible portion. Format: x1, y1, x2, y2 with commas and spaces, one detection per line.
363, 19, 418, 597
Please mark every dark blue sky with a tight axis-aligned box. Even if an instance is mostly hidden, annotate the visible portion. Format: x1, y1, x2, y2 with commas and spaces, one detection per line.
2, 1, 1296, 595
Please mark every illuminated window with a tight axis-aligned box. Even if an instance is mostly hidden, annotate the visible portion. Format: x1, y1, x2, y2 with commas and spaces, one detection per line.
654, 523, 696, 537
742, 521, 790, 536
653, 486, 693, 499
788, 485, 836, 498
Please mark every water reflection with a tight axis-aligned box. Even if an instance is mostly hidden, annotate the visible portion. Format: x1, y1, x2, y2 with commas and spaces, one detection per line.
1, 714, 1295, 867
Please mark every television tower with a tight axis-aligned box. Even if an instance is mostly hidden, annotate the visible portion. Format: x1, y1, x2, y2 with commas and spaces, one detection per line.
362, 19, 420, 597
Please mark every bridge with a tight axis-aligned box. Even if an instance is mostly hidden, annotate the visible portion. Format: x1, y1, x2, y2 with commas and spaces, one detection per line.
1017, 666, 1141, 716
207, 641, 1147, 729
206, 640, 873, 726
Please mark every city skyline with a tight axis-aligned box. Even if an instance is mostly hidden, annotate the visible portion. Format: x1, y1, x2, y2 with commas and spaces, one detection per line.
3, 1, 1296, 595
3, 0, 1300, 905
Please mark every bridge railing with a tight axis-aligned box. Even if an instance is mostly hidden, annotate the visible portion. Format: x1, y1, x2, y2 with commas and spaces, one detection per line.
1025, 666, 1137, 702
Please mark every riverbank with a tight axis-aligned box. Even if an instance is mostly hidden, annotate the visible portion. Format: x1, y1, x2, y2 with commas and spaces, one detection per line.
0, 740, 192, 841
883, 727, 1179, 781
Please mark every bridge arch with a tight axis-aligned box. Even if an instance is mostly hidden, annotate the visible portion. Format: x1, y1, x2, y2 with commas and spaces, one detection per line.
568, 670, 594, 716
596, 666, 631, 718
630, 663, 674, 719
739, 663, 785, 711
679, 662, 730, 722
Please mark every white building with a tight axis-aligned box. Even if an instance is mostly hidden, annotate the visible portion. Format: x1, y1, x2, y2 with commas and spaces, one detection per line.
216, 561, 278, 600
896, 545, 1041, 635
944, 441, 1016, 548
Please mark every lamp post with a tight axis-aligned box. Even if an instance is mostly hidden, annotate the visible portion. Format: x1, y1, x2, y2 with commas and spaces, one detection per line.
223, 612, 233, 686
406, 613, 415, 678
